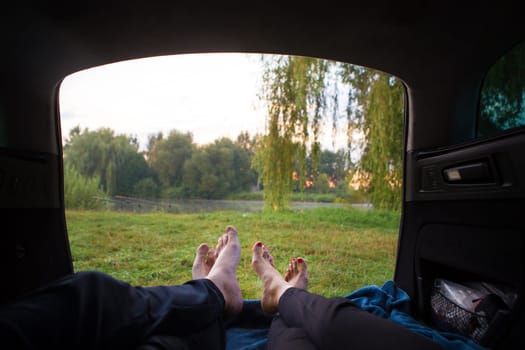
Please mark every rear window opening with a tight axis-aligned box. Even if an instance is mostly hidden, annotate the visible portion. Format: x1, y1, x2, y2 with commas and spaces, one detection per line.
58, 52, 404, 298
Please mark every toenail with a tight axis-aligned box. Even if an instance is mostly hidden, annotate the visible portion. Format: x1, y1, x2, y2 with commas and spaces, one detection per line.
297, 258, 304, 263
256, 241, 263, 247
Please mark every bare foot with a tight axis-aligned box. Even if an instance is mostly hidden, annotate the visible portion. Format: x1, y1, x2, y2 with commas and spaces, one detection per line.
284, 257, 308, 290
251, 241, 293, 314
206, 226, 243, 315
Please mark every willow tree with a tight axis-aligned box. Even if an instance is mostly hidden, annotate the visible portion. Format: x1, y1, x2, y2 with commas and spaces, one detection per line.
253, 56, 329, 210
338, 65, 404, 211
256, 56, 404, 212
360, 78, 404, 209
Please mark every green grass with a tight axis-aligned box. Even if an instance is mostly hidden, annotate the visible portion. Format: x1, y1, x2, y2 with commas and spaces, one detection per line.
66, 207, 400, 299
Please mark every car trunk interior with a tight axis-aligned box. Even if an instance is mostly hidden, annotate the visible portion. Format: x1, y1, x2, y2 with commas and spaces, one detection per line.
1, 4, 524, 348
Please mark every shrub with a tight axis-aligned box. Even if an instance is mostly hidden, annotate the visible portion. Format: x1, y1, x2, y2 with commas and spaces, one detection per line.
64, 165, 109, 210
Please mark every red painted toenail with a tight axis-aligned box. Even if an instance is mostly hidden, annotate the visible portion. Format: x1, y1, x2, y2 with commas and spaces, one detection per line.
256, 241, 263, 247
297, 258, 304, 263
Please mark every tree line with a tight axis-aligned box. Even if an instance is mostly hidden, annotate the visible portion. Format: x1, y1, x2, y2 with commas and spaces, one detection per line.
63, 127, 352, 207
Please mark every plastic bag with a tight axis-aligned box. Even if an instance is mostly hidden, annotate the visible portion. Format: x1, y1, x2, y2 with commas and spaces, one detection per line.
436, 279, 486, 312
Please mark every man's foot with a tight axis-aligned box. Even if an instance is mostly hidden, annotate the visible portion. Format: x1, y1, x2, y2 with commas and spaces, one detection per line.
206, 226, 243, 315
251, 241, 293, 314
284, 257, 308, 290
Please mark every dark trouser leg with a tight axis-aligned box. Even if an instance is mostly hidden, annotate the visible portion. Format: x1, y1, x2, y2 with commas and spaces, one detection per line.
275, 288, 445, 350
267, 317, 318, 350
0, 271, 225, 350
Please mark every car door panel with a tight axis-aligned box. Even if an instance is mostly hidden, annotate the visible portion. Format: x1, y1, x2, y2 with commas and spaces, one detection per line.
0, 150, 72, 303
397, 130, 525, 348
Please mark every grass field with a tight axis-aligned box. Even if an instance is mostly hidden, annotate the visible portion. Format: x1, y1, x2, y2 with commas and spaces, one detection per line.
66, 207, 400, 299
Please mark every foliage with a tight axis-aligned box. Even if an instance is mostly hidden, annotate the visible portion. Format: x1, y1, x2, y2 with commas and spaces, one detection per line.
344, 189, 369, 204
159, 186, 185, 199
252, 134, 296, 209
183, 137, 258, 199
63, 125, 356, 204
351, 74, 404, 211
291, 192, 335, 203
64, 126, 266, 201
258, 56, 404, 211
63, 165, 108, 210
236, 131, 258, 157
253, 56, 329, 210
115, 150, 157, 196
182, 150, 218, 198
335, 64, 404, 211
132, 177, 159, 199
66, 207, 400, 298
317, 149, 349, 185
227, 191, 265, 201
314, 173, 330, 194
146, 130, 195, 188
479, 40, 525, 136
63, 127, 154, 196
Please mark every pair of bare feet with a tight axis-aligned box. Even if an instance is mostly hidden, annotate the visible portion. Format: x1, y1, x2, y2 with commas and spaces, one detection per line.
191, 226, 308, 316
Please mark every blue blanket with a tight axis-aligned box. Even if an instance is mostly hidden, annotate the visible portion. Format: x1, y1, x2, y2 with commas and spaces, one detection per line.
226, 281, 487, 350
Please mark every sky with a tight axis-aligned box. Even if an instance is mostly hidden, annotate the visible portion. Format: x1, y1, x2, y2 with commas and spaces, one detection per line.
59, 52, 347, 152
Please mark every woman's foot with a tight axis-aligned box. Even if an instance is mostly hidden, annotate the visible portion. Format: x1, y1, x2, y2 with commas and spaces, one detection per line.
251, 241, 293, 314
284, 257, 308, 290
206, 226, 243, 315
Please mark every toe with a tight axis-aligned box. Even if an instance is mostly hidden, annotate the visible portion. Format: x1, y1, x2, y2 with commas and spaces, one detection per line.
252, 241, 264, 259
296, 257, 307, 273
217, 234, 227, 250
196, 243, 209, 257
226, 225, 238, 237
207, 248, 217, 264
